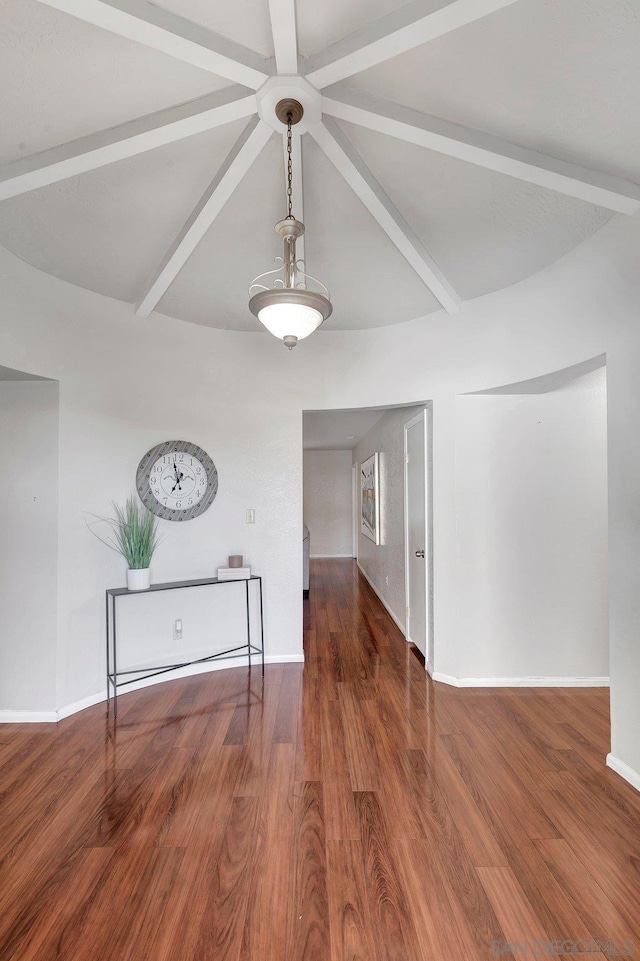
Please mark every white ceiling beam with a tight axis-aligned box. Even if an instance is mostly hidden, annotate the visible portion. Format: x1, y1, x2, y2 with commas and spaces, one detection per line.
268, 0, 299, 74
282, 129, 305, 264
323, 89, 640, 215
311, 119, 461, 315
136, 117, 273, 318
35, 0, 270, 88
0, 88, 257, 202
306, 0, 522, 89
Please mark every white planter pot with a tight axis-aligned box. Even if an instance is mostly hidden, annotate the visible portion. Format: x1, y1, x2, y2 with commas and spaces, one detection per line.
127, 568, 151, 591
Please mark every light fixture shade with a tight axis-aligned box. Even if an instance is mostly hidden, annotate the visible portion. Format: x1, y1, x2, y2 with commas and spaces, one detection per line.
249, 288, 332, 347
258, 303, 323, 341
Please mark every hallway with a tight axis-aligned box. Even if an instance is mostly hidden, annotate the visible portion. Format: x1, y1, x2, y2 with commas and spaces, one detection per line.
0, 558, 638, 959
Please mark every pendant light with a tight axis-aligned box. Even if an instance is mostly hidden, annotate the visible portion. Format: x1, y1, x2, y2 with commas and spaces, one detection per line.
249, 99, 332, 350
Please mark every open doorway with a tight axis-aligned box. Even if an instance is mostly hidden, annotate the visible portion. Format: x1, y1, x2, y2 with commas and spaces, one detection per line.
303, 402, 429, 638
302, 409, 387, 571
0, 365, 59, 718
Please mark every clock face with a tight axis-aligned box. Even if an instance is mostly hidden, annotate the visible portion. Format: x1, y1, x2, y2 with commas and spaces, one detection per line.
136, 440, 218, 521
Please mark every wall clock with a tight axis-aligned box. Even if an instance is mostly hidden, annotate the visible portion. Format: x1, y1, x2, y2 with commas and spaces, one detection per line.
136, 440, 218, 522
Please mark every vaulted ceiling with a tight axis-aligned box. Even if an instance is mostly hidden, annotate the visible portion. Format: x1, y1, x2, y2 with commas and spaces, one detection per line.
1, 0, 638, 332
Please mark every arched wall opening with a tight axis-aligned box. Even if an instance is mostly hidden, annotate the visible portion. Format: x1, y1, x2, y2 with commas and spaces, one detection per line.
451, 359, 608, 684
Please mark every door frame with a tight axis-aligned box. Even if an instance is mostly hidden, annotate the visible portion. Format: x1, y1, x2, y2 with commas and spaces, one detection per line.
351, 463, 358, 558
404, 407, 432, 671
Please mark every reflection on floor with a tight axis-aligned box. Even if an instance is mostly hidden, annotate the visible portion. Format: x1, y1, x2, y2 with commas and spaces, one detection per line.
0, 557, 636, 960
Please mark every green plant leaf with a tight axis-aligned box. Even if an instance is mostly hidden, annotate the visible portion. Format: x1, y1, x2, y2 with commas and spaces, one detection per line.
86, 495, 163, 568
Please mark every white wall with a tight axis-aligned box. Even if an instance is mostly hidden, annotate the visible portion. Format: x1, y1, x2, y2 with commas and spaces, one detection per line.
453, 367, 608, 681
354, 405, 424, 628
0, 380, 59, 712
303, 449, 352, 556
1, 211, 640, 786
0, 248, 309, 714
607, 340, 640, 784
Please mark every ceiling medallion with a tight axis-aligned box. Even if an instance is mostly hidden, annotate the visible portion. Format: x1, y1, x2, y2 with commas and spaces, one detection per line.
248, 99, 332, 350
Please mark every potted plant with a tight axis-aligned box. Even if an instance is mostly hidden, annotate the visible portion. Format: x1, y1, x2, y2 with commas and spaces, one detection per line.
88, 495, 162, 590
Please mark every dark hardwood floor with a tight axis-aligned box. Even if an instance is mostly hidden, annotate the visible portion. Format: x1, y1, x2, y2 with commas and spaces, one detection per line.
1, 558, 639, 960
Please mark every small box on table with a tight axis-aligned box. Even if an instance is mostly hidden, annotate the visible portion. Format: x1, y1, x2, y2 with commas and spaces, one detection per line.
217, 566, 251, 580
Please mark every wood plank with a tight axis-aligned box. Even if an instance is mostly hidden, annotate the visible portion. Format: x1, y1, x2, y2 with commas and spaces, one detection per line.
477, 865, 603, 961
320, 700, 359, 841
149, 827, 228, 960
404, 749, 507, 951
155, 743, 244, 848
191, 795, 259, 961
295, 675, 323, 782
290, 781, 330, 960
532, 787, 640, 934
326, 840, 377, 961
273, 664, 302, 743
60, 846, 184, 961
354, 791, 424, 961
438, 733, 610, 944
233, 664, 285, 797
397, 837, 490, 961
241, 742, 296, 960
0, 558, 638, 959
535, 837, 638, 949
4, 848, 113, 961
440, 729, 560, 841
338, 683, 381, 792
360, 697, 425, 839
417, 742, 508, 867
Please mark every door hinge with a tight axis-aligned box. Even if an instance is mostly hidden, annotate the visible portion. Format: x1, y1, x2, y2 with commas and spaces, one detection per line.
405, 454, 410, 464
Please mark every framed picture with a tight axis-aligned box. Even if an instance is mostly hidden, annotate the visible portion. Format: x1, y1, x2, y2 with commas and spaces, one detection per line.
361, 453, 380, 544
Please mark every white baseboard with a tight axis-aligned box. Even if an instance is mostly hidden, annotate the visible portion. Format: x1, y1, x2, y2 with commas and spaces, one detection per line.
432, 672, 610, 688
357, 563, 406, 635
606, 753, 640, 793
58, 690, 107, 720
265, 654, 305, 664
310, 553, 353, 558
0, 709, 58, 723
0, 653, 305, 724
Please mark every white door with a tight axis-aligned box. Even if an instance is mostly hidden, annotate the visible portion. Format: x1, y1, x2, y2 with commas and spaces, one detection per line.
404, 411, 429, 659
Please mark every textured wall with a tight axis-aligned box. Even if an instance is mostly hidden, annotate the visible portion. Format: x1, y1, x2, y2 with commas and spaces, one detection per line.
0, 247, 308, 713
0, 381, 59, 712
454, 367, 608, 680
303, 449, 353, 556
354, 405, 425, 628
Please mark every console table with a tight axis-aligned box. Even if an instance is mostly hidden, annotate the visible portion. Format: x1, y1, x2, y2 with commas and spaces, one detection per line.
105, 575, 264, 716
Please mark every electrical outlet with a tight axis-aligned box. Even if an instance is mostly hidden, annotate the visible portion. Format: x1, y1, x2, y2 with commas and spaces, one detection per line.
246, 509, 256, 524
385, 575, 389, 585
174, 619, 183, 640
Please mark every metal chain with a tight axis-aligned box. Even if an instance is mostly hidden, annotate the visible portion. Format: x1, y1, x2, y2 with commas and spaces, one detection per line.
286, 116, 293, 219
